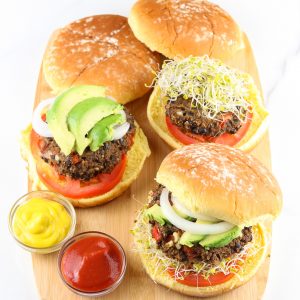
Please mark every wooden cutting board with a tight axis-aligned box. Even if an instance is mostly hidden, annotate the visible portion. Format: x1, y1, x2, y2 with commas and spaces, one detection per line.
30, 32, 272, 300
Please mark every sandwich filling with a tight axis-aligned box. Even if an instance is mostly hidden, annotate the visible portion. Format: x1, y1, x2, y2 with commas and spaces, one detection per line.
133, 185, 265, 287
165, 96, 245, 137
153, 56, 258, 145
148, 186, 252, 267
38, 109, 135, 181
30, 85, 137, 198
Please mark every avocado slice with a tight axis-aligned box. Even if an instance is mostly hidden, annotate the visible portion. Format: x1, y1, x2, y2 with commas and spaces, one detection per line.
88, 113, 124, 151
67, 97, 123, 155
145, 204, 168, 226
179, 232, 206, 247
46, 85, 106, 155
178, 219, 216, 247
199, 226, 242, 249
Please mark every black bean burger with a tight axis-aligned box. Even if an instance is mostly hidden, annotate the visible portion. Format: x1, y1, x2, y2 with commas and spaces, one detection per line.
133, 143, 282, 297
147, 56, 268, 151
21, 85, 150, 207
129, 0, 269, 151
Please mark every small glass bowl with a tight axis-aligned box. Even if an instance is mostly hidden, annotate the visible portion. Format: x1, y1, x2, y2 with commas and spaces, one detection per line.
8, 190, 76, 254
58, 231, 127, 297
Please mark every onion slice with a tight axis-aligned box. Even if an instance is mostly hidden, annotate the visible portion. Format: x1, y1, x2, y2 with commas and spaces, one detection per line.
171, 194, 220, 222
160, 188, 234, 234
112, 122, 130, 140
32, 98, 54, 137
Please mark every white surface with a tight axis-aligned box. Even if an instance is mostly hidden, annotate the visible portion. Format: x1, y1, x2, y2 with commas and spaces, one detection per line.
0, 0, 299, 299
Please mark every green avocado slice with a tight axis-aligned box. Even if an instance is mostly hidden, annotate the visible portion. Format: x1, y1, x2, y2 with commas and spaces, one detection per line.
178, 220, 215, 247
179, 232, 206, 247
88, 114, 124, 151
67, 97, 123, 155
145, 204, 168, 226
46, 85, 106, 155
199, 226, 242, 249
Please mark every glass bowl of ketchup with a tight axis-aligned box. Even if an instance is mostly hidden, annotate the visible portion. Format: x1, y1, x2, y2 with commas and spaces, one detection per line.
58, 231, 127, 297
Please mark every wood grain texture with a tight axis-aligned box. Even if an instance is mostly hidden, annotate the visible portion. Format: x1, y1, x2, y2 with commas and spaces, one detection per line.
30, 33, 272, 300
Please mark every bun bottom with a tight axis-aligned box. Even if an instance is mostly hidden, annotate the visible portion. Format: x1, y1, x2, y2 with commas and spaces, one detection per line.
20, 122, 150, 207
147, 86, 269, 152
135, 223, 268, 297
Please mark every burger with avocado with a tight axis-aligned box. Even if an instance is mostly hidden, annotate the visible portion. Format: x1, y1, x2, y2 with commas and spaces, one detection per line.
21, 85, 150, 207
133, 143, 282, 297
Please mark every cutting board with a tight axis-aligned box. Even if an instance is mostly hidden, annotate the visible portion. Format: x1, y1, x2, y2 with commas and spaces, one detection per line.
30, 32, 272, 300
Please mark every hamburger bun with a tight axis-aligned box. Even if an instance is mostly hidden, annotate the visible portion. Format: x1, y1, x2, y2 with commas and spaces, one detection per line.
133, 143, 281, 297
128, 0, 244, 62
20, 123, 150, 207
135, 221, 268, 297
147, 85, 269, 152
43, 15, 162, 104
156, 143, 282, 225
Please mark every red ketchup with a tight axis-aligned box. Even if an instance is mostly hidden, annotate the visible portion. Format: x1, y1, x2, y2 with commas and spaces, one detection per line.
60, 235, 124, 292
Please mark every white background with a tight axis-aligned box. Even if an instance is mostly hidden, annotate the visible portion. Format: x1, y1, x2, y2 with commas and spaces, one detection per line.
0, 0, 300, 299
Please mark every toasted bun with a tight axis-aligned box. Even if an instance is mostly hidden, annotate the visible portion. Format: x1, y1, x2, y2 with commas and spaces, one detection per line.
129, 0, 244, 61
43, 15, 161, 104
135, 222, 268, 297
156, 143, 282, 225
20, 123, 150, 207
147, 86, 269, 152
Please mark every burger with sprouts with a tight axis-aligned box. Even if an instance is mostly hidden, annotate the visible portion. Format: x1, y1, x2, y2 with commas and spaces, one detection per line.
133, 143, 282, 297
147, 56, 268, 151
129, 0, 268, 151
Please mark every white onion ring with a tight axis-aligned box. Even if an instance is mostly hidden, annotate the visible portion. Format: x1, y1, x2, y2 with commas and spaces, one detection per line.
171, 194, 220, 222
32, 98, 54, 137
160, 188, 234, 234
112, 122, 130, 140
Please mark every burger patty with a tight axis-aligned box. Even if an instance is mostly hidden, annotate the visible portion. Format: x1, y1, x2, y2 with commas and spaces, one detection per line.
39, 110, 135, 181
152, 221, 252, 266
165, 97, 243, 137
148, 186, 253, 266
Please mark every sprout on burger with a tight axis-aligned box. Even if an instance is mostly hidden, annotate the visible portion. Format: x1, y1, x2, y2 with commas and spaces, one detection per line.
147, 56, 268, 150
154, 56, 255, 122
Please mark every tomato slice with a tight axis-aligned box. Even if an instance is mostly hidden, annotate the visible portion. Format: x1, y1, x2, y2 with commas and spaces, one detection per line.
30, 129, 127, 199
167, 268, 235, 287
166, 112, 253, 146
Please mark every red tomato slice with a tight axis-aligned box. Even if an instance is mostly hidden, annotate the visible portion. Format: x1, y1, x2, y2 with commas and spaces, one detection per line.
30, 129, 127, 199
166, 112, 253, 146
167, 268, 235, 287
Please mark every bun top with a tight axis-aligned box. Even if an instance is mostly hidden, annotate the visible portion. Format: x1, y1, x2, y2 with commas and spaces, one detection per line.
156, 143, 282, 225
43, 15, 161, 104
129, 0, 244, 62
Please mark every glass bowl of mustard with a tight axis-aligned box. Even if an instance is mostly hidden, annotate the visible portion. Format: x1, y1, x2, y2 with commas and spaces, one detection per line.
8, 190, 76, 254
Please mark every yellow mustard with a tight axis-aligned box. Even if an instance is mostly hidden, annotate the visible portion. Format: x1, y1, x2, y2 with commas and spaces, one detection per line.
12, 198, 71, 248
